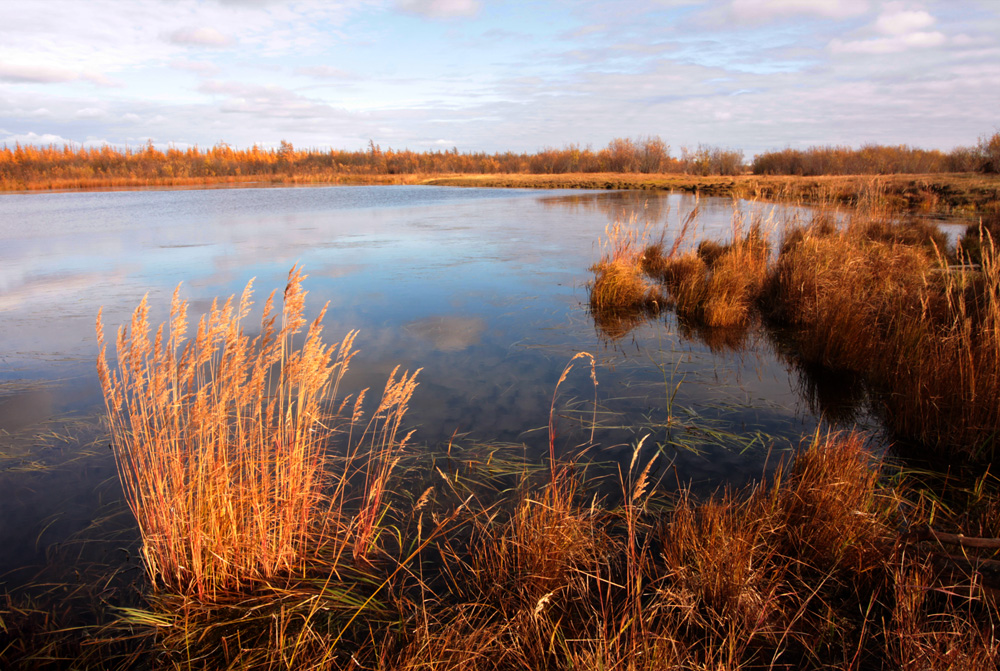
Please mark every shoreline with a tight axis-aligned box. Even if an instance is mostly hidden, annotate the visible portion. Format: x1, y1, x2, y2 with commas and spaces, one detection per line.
2, 171, 998, 214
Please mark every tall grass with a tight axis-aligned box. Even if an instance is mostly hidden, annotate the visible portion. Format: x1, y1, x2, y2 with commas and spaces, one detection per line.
594, 205, 770, 330
590, 193, 1000, 458
766, 212, 1000, 455
588, 216, 666, 325
96, 266, 417, 598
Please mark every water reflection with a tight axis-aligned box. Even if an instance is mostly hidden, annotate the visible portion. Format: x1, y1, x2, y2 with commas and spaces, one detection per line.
0, 185, 839, 590
405, 315, 486, 352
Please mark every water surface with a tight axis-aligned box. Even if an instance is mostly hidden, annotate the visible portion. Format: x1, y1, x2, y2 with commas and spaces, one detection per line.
0, 185, 857, 584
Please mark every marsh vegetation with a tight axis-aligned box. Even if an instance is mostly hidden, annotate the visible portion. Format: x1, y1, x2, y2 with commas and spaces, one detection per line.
3, 185, 1000, 669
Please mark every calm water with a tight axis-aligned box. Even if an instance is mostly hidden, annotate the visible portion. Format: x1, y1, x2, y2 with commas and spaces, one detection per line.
0, 185, 863, 585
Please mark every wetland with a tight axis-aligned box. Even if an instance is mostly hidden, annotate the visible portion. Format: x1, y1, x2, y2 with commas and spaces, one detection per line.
1, 184, 997, 669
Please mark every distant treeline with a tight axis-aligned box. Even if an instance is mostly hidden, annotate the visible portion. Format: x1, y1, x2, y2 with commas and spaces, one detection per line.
752, 133, 1000, 176
0, 136, 745, 189
1, 132, 998, 189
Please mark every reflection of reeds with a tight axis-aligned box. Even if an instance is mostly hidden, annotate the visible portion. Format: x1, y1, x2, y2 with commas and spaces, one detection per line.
676, 313, 751, 354
96, 267, 418, 598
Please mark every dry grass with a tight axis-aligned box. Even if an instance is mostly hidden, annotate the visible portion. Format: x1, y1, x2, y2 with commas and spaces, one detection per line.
588, 217, 666, 336
589, 190, 1000, 457
765, 208, 1000, 455
10, 401, 1000, 669
426, 172, 1000, 214
96, 266, 418, 599
630, 207, 771, 328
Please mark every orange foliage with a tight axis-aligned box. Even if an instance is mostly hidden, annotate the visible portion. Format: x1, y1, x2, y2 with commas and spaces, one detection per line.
0, 136, 688, 190
752, 136, 1000, 176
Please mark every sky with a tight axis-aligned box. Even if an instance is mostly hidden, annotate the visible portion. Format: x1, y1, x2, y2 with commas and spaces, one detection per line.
1, 0, 998, 157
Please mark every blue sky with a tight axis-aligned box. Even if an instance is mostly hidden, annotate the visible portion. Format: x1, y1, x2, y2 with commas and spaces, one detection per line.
1, 0, 997, 156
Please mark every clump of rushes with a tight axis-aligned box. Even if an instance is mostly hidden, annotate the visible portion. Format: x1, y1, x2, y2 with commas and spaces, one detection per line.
658, 431, 896, 668
386, 431, 1000, 670
766, 209, 1000, 455
96, 266, 418, 599
589, 217, 665, 316
596, 191, 1000, 457
643, 209, 771, 327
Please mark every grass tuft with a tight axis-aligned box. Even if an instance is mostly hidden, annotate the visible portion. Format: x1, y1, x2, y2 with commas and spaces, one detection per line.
96, 266, 419, 599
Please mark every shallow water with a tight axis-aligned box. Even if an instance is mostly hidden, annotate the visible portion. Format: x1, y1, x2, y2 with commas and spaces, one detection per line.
0, 185, 866, 585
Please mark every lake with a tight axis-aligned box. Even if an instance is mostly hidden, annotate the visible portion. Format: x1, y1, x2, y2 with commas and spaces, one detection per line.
0, 185, 868, 588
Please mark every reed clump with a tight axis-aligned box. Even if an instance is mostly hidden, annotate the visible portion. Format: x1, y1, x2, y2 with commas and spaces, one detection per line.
656, 431, 899, 668
591, 191, 1000, 457
96, 267, 418, 600
765, 209, 1000, 455
588, 218, 666, 338
625, 210, 770, 328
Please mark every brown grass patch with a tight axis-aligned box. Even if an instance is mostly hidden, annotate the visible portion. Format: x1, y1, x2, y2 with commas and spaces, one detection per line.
96, 267, 418, 599
764, 208, 1000, 455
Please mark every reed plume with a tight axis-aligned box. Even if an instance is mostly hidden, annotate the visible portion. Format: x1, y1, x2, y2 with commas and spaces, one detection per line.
97, 266, 417, 598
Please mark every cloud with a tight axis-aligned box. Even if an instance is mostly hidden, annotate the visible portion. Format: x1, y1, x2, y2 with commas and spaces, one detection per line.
831, 3, 945, 54
170, 59, 221, 76
0, 63, 78, 84
295, 65, 355, 79
831, 30, 945, 53
0, 131, 78, 147
729, 0, 869, 21
197, 79, 344, 120
167, 27, 234, 47
74, 107, 105, 119
212, 0, 275, 6
396, 0, 481, 19
875, 5, 935, 35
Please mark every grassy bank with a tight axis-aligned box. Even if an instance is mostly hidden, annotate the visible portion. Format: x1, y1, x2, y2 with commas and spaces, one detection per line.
3, 169, 999, 215
426, 172, 1000, 214
1, 172, 425, 192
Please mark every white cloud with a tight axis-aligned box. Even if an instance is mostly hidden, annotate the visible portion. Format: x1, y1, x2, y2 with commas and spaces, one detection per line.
396, 0, 481, 19
831, 30, 945, 53
170, 59, 221, 76
875, 4, 935, 35
167, 27, 234, 47
0, 63, 78, 84
74, 107, 105, 119
831, 3, 945, 54
295, 65, 355, 79
0, 131, 78, 146
729, 0, 870, 21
